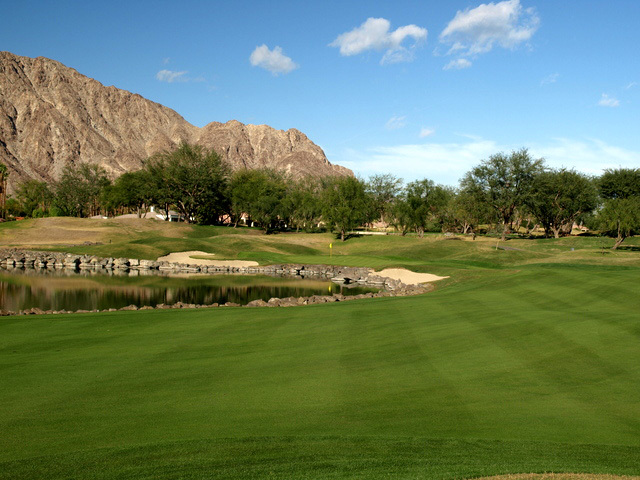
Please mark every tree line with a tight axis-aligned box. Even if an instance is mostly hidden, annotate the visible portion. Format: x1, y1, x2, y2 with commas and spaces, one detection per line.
2, 144, 640, 247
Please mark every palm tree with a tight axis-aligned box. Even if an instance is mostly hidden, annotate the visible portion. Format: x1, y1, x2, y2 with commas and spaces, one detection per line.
0, 163, 8, 219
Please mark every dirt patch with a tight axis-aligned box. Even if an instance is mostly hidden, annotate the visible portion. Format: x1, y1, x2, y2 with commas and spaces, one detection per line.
0, 217, 200, 248
0, 217, 111, 246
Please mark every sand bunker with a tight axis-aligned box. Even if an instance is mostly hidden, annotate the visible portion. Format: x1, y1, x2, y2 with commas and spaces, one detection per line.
157, 251, 259, 268
157, 253, 445, 284
373, 268, 448, 285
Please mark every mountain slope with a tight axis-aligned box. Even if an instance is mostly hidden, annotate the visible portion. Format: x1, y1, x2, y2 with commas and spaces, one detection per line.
0, 52, 351, 192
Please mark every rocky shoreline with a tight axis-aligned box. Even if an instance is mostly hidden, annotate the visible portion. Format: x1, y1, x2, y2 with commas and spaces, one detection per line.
0, 249, 434, 316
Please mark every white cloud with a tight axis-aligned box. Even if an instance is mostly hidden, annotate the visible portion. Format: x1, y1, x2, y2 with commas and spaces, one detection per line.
419, 128, 435, 138
330, 17, 427, 64
439, 0, 539, 57
385, 115, 407, 130
156, 70, 188, 83
530, 138, 640, 174
250, 45, 298, 75
162, 57, 170, 65
443, 58, 472, 70
337, 137, 640, 186
598, 94, 620, 107
540, 73, 559, 86
340, 139, 501, 185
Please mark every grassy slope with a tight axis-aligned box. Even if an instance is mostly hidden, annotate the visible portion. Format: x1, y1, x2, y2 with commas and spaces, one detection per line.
0, 219, 639, 478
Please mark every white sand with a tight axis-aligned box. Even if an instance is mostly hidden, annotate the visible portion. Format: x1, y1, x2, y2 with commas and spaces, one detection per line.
373, 268, 448, 285
157, 251, 259, 267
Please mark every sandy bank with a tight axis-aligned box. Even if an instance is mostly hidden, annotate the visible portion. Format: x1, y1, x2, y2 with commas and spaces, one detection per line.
157, 251, 259, 268
373, 268, 448, 286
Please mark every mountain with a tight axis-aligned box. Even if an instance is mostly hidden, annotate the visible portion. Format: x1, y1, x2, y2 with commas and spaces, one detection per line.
0, 51, 351, 193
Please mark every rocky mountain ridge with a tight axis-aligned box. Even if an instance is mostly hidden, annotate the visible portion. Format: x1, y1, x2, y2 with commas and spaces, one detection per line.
0, 51, 351, 192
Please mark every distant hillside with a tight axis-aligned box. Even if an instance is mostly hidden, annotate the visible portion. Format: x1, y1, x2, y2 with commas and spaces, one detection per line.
0, 51, 351, 192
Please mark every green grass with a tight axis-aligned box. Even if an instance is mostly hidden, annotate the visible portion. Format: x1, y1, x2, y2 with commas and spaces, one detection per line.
1, 219, 639, 478
1, 257, 639, 478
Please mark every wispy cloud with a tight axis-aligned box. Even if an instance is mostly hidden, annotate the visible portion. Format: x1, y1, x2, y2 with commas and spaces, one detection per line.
444, 58, 472, 70
626, 82, 637, 89
531, 138, 640, 174
330, 17, 427, 64
156, 70, 188, 83
340, 139, 499, 185
338, 137, 640, 185
419, 128, 435, 138
598, 93, 620, 107
162, 57, 170, 65
385, 115, 407, 130
439, 0, 539, 68
540, 73, 559, 86
250, 45, 298, 75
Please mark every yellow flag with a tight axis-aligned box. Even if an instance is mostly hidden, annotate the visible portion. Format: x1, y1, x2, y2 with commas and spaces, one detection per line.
329, 243, 332, 248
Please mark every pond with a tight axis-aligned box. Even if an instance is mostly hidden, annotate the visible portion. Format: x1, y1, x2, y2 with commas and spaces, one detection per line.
0, 268, 378, 312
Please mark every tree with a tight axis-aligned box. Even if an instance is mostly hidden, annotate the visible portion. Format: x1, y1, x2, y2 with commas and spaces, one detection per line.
597, 197, 640, 249
229, 169, 289, 232
391, 179, 451, 237
15, 180, 53, 217
54, 163, 111, 217
528, 169, 598, 238
461, 149, 545, 241
0, 163, 9, 219
147, 143, 229, 224
282, 177, 323, 232
104, 170, 154, 218
322, 176, 372, 241
596, 168, 640, 249
144, 159, 175, 221
448, 188, 491, 236
598, 168, 640, 200
366, 174, 403, 225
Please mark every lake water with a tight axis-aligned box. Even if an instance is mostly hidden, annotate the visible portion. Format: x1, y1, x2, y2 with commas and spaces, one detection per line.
0, 268, 378, 312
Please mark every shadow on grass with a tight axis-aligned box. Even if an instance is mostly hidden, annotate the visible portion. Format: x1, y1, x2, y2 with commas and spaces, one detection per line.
615, 245, 640, 252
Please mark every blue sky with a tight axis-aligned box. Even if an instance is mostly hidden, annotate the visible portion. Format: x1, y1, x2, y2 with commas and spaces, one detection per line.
2, 0, 639, 185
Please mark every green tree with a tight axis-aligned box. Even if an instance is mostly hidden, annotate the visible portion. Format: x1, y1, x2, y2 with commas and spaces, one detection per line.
392, 179, 451, 237
54, 163, 111, 217
229, 169, 287, 232
596, 168, 640, 249
388, 197, 412, 236
448, 188, 490, 236
229, 169, 256, 227
247, 170, 287, 232
528, 169, 598, 238
104, 170, 154, 218
322, 176, 371, 241
366, 174, 403, 225
461, 149, 545, 241
147, 143, 229, 224
597, 197, 640, 249
598, 168, 640, 200
283, 177, 323, 232
15, 180, 53, 217
0, 163, 8, 219
144, 159, 175, 221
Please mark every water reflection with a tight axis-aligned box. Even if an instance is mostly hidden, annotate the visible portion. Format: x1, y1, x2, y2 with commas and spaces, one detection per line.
0, 267, 377, 312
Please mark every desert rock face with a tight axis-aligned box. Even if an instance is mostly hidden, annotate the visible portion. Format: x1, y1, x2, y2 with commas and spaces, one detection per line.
0, 51, 351, 192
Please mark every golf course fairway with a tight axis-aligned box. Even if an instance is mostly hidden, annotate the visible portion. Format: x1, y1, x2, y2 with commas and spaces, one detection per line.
0, 225, 639, 478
